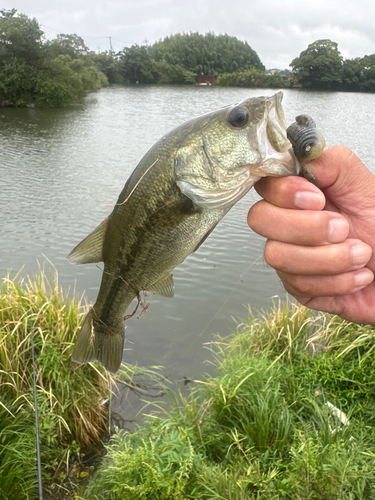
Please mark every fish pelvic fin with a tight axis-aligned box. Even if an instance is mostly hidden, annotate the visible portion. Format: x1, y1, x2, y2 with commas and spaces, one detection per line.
72, 308, 124, 374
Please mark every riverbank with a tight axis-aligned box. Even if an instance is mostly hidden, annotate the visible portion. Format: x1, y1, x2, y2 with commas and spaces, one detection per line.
2, 270, 374, 499
0, 270, 161, 499
81, 301, 375, 499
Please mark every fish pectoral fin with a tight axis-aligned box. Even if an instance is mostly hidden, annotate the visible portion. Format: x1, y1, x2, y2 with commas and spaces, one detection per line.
147, 274, 174, 298
68, 217, 109, 264
148, 197, 200, 226
175, 178, 256, 210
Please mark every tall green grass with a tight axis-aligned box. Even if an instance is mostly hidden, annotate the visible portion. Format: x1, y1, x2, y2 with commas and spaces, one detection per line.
83, 300, 375, 500
0, 269, 112, 499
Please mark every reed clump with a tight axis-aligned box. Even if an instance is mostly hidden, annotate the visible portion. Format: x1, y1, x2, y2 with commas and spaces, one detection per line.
83, 300, 375, 500
0, 269, 112, 500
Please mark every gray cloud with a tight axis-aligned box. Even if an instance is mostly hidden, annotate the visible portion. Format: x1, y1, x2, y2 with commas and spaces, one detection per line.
3, 0, 375, 68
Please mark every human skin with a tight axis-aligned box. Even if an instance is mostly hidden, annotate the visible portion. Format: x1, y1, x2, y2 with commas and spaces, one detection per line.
247, 145, 375, 324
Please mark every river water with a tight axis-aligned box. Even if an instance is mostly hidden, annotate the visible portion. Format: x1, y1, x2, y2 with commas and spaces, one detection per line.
2, 85, 375, 418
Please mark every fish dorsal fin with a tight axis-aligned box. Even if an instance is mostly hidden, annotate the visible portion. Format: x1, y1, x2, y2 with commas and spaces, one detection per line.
68, 217, 109, 264
147, 274, 174, 298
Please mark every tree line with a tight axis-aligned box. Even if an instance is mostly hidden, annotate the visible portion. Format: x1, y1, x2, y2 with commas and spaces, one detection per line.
92, 38, 375, 93
1, 9, 375, 107
103, 32, 266, 85
0, 9, 108, 107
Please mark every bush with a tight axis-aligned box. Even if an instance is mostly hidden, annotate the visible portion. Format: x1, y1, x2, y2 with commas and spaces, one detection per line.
83, 301, 375, 499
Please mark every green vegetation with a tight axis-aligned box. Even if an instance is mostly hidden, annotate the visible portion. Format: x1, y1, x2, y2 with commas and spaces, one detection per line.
149, 32, 264, 75
216, 67, 291, 88
0, 268, 167, 499
2, 272, 375, 499
290, 39, 343, 90
0, 9, 107, 107
82, 302, 375, 499
0, 269, 112, 498
3, 10, 375, 100
115, 33, 264, 85
291, 39, 375, 92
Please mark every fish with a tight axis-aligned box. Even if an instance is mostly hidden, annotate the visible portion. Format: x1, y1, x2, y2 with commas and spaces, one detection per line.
68, 91, 325, 374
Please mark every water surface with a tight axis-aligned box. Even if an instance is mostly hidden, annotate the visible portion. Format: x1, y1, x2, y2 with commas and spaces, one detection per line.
2, 86, 375, 418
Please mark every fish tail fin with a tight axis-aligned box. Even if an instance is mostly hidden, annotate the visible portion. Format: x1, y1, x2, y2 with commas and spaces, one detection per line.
72, 308, 125, 374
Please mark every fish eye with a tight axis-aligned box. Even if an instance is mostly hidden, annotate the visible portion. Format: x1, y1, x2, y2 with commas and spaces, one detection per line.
228, 107, 249, 128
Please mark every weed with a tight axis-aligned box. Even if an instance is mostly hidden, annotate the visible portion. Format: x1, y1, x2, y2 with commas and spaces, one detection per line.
0, 268, 111, 499
83, 300, 375, 499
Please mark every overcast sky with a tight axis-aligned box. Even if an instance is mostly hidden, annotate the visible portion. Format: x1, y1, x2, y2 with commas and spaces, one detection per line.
3, 0, 375, 69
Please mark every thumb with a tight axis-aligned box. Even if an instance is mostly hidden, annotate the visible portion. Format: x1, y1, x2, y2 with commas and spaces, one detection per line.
307, 145, 375, 212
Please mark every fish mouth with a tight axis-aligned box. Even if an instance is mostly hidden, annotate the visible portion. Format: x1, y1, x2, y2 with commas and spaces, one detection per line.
254, 92, 300, 177
265, 91, 290, 153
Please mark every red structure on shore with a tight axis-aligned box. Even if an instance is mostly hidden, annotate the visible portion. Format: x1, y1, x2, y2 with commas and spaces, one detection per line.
195, 75, 218, 85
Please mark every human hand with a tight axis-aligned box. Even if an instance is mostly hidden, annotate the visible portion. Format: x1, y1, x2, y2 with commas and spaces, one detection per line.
247, 145, 375, 324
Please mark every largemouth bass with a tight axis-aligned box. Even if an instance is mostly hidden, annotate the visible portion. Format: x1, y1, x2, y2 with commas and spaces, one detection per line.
68, 91, 324, 373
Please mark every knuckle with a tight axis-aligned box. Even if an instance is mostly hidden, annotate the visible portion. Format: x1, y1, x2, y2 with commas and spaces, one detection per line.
247, 200, 265, 227
278, 272, 315, 297
264, 240, 284, 269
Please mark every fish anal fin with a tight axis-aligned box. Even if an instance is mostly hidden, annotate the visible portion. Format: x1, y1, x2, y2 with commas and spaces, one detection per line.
147, 274, 174, 298
72, 308, 124, 374
68, 217, 109, 264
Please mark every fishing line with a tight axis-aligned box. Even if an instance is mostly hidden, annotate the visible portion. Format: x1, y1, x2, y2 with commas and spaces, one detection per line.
197, 253, 264, 338
108, 379, 112, 437
100, 158, 159, 207
31, 329, 43, 500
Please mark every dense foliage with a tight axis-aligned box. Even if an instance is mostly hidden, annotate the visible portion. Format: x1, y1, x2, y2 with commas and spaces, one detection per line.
291, 39, 375, 92
0, 270, 112, 499
2, 10, 375, 106
0, 9, 107, 107
216, 67, 291, 88
290, 39, 343, 89
115, 33, 264, 84
83, 302, 375, 499
150, 32, 265, 75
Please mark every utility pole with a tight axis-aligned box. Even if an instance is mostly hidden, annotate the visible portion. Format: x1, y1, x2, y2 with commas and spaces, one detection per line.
106, 36, 113, 52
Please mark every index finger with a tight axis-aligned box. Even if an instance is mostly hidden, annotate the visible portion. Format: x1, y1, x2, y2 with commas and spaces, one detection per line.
254, 175, 326, 211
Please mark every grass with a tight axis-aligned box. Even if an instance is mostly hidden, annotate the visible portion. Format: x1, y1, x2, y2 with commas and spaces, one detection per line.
0, 267, 175, 500
2, 269, 375, 499
0, 268, 114, 499
82, 300, 375, 500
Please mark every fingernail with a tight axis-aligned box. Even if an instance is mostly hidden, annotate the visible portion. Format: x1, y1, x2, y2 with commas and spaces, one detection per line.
352, 242, 372, 266
328, 218, 348, 243
294, 191, 324, 209
354, 269, 373, 287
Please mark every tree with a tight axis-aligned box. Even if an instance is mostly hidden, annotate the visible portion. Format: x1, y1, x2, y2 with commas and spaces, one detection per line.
149, 32, 264, 75
44, 33, 92, 59
0, 10, 107, 107
92, 51, 123, 83
358, 54, 375, 92
156, 60, 195, 84
216, 67, 290, 88
290, 39, 343, 89
118, 45, 159, 83
0, 9, 44, 63
341, 57, 362, 91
